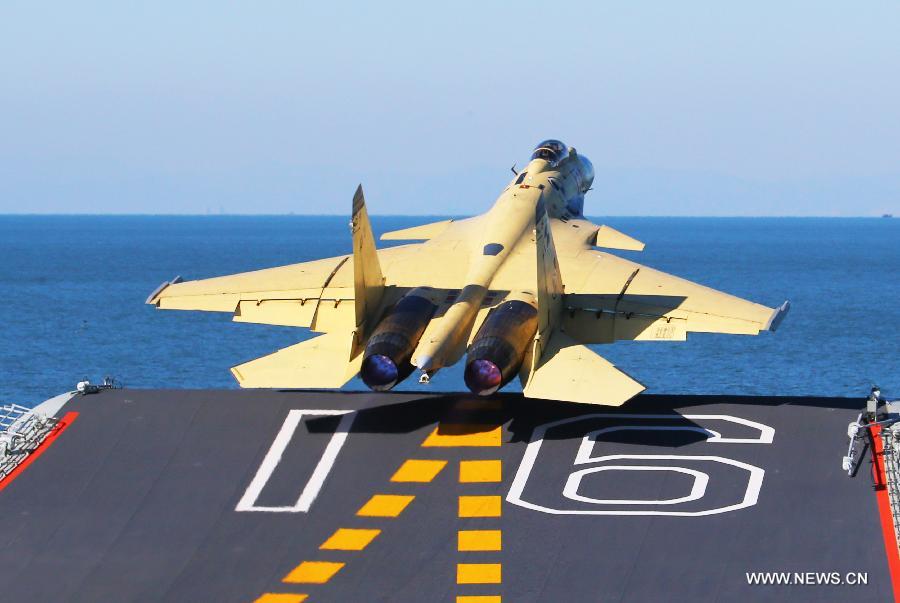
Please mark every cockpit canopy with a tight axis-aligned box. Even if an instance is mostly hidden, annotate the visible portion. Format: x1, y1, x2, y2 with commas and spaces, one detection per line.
531, 139, 568, 165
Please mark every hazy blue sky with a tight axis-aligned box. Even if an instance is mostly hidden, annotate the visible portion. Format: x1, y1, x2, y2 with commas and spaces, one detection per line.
2, 2, 899, 216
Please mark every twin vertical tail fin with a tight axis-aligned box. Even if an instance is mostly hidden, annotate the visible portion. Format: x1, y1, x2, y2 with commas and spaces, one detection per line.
228, 186, 381, 389
522, 195, 645, 406
351, 185, 385, 352
521, 195, 561, 386
534, 196, 564, 346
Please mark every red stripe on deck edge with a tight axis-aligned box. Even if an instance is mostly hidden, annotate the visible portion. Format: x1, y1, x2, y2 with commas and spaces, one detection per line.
0, 411, 79, 493
872, 425, 900, 602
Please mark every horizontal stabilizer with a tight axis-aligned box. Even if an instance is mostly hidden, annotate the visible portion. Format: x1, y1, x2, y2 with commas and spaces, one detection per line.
230, 331, 361, 389
523, 332, 645, 406
381, 219, 454, 241
593, 225, 645, 251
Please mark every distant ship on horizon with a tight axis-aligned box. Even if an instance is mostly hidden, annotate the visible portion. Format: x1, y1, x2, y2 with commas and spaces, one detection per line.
883, 213, 894, 218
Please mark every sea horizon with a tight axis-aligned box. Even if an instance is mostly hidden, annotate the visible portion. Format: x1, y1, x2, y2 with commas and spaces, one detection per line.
1, 214, 897, 406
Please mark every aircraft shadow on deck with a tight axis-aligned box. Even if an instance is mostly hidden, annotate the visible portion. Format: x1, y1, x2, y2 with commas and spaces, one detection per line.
299, 391, 864, 448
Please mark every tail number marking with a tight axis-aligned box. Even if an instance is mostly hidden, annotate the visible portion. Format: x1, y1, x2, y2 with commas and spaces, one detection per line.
508, 414, 773, 516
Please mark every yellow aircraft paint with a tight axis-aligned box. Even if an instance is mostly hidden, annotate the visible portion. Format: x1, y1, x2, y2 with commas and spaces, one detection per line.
147, 140, 789, 406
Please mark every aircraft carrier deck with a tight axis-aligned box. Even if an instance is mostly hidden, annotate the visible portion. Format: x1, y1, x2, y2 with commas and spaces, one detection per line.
0, 389, 896, 602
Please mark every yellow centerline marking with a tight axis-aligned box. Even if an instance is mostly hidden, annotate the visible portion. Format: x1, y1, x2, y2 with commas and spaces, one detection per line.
440, 421, 504, 601
320, 528, 381, 551
458, 495, 502, 518
458, 529, 502, 552
390, 459, 448, 482
356, 494, 415, 517
457, 563, 502, 584
282, 561, 345, 584
422, 424, 502, 447
253, 594, 308, 603
256, 456, 448, 600
260, 417, 507, 600
459, 460, 502, 483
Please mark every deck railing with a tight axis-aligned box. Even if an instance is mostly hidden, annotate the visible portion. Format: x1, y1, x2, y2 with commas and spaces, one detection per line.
0, 404, 57, 481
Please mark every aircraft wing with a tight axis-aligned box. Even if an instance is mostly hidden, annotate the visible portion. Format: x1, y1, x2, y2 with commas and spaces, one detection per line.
561, 251, 789, 344
147, 245, 475, 328
146, 256, 350, 326
146, 187, 481, 388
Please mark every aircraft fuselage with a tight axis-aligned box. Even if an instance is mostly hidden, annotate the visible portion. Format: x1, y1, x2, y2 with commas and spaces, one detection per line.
409, 141, 594, 378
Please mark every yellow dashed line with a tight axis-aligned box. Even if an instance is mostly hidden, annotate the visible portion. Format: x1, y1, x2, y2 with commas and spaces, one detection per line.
458, 530, 502, 551
356, 494, 415, 517
320, 528, 381, 551
457, 563, 502, 584
422, 424, 502, 447
260, 418, 507, 600
390, 459, 448, 482
446, 423, 503, 601
458, 495, 503, 518
256, 456, 448, 600
459, 460, 502, 483
253, 594, 308, 603
283, 561, 345, 584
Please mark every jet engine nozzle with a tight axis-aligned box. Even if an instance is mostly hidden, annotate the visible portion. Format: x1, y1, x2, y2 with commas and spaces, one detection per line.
464, 299, 538, 396
361, 290, 437, 391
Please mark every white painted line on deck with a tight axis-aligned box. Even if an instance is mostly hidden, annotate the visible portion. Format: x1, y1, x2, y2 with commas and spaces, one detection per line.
507, 413, 771, 516
236, 409, 356, 513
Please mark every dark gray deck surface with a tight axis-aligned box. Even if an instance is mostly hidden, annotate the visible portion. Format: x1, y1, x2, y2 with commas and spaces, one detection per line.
0, 389, 892, 602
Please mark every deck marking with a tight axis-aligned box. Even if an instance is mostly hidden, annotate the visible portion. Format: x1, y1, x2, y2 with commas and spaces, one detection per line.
459, 495, 503, 518
356, 494, 415, 517
257, 456, 446, 600
253, 594, 308, 603
871, 426, 900, 601
0, 411, 78, 493
458, 530, 502, 551
423, 424, 502, 447
320, 528, 381, 551
446, 422, 504, 602
459, 460, 502, 483
390, 459, 447, 482
573, 415, 774, 466
575, 427, 720, 462
563, 465, 709, 505
236, 409, 356, 513
508, 414, 771, 516
457, 563, 502, 584
282, 561, 345, 584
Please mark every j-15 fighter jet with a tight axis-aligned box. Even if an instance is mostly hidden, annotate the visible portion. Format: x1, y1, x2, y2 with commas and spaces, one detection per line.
147, 140, 789, 406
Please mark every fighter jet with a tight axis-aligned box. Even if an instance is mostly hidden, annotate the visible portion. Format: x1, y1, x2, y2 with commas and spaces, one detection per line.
147, 140, 789, 406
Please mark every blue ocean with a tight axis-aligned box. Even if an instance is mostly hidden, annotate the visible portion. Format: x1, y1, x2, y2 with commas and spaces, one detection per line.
1, 216, 897, 407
